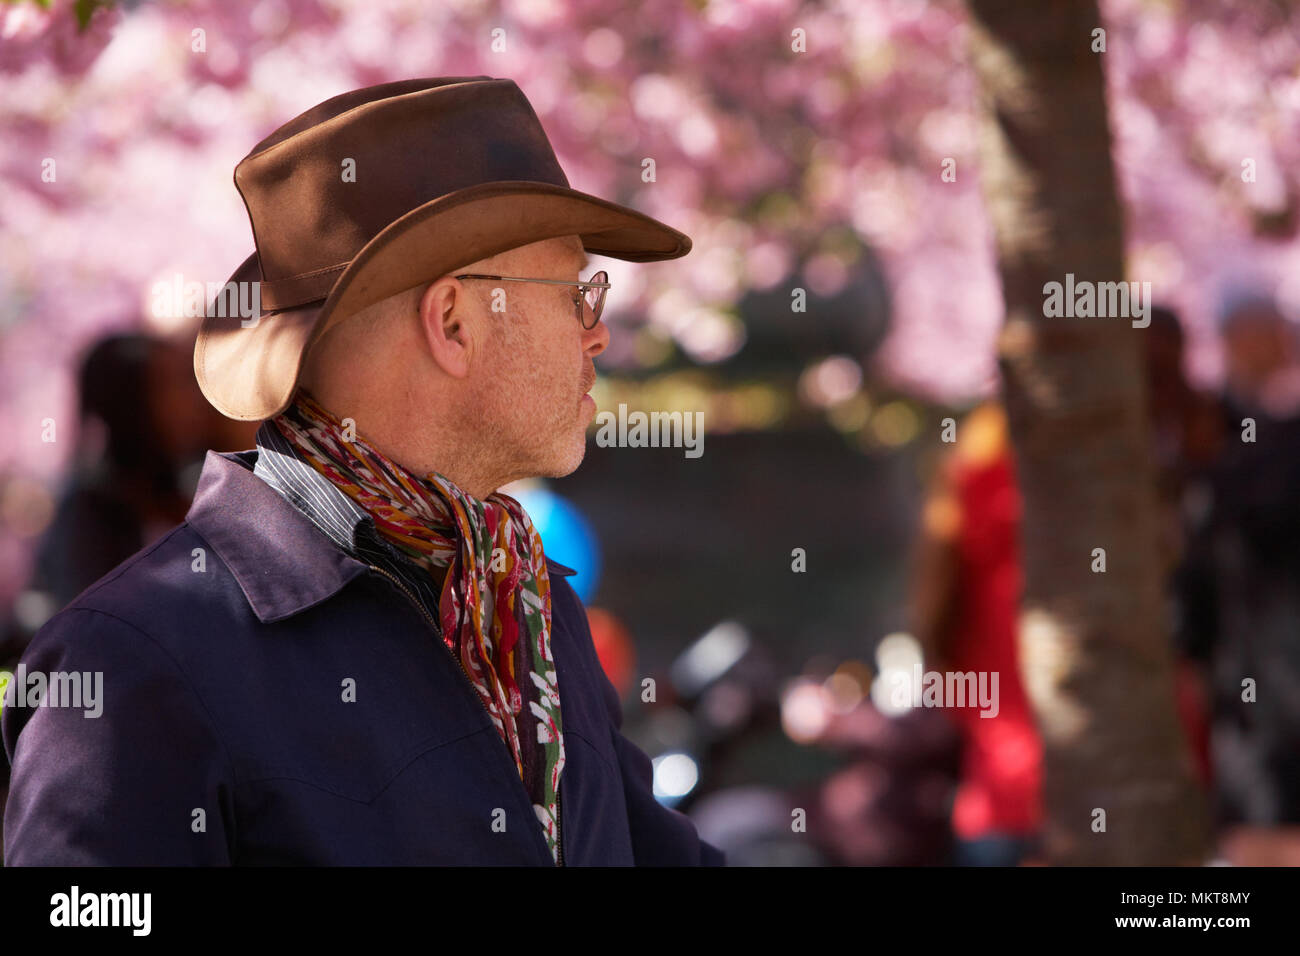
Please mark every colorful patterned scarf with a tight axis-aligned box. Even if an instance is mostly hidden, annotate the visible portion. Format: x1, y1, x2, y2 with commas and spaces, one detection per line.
267, 390, 565, 861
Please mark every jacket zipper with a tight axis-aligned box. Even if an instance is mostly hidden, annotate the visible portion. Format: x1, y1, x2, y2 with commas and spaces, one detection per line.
366, 564, 563, 867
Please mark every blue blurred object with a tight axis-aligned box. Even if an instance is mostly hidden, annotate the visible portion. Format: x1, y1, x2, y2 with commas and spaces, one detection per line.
511, 484, 601, 602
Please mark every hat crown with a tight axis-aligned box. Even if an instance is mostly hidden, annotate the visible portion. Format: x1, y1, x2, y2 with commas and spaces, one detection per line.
234, 76, 570, 309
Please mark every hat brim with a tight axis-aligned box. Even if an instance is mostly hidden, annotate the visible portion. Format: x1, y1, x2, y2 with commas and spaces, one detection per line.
194, 180, 691, 421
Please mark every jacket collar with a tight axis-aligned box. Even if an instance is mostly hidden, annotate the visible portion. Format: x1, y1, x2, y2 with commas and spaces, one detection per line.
185, 448, 577, 624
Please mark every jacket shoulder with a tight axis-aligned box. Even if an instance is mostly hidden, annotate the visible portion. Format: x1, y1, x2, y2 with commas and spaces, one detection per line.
47, 520, 243, 649
2, 600, 236, 864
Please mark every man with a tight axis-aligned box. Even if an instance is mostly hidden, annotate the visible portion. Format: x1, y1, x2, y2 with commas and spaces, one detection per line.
1180, 292, 1300, 832
3, 76, 724, 865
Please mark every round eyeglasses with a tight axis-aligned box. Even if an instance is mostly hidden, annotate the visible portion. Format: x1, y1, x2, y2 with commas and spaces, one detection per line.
453, 270, 610, 329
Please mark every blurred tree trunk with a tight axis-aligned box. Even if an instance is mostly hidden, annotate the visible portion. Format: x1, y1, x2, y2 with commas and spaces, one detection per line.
964, 0, 1210, 864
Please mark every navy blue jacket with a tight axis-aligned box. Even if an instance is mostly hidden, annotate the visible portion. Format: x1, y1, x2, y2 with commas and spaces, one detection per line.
3, 448, 724, 865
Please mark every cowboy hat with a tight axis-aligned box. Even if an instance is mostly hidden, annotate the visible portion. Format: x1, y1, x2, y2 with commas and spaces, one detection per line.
194, 76, 692, 421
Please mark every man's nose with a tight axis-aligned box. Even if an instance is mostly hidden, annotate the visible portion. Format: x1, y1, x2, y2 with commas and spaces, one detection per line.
581, 310, 610, 355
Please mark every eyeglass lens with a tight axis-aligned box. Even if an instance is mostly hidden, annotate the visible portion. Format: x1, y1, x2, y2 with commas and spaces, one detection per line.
582, 272, 607, 326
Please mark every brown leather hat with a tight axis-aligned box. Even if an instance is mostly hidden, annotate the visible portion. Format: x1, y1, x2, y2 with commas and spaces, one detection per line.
194, 75, 692, 421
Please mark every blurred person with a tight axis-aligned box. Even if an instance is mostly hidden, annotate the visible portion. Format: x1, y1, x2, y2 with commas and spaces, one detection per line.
809, 698, 962, 866
1172, 292, 1300, 834
909, 400, 1043, 866
2, 331, 207, 663
3, 77, 723, 865
1141, 305, 1226, 787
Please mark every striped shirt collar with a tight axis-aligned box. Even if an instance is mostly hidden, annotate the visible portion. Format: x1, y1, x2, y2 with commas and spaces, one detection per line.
252, 419, 379, 557
249, 420, 579, 577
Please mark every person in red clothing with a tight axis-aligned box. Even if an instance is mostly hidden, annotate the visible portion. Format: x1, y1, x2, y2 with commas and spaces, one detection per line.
910, 400, 1042, 865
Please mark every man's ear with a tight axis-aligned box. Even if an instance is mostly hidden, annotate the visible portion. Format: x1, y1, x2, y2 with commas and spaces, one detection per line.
419, 277, 475, 379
